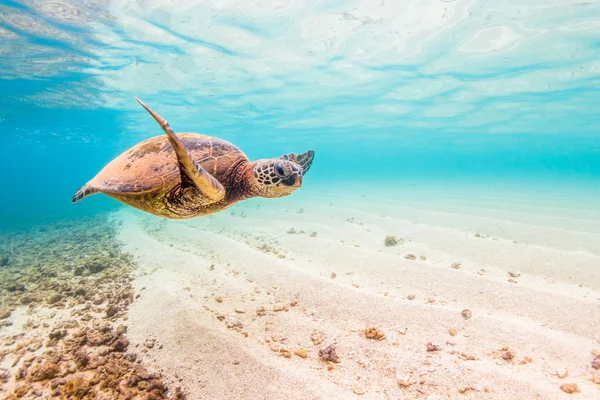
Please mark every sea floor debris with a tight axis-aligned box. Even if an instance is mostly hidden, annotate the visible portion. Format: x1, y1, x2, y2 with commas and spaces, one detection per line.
384, 235, 403, 247
318, 344, 340, 363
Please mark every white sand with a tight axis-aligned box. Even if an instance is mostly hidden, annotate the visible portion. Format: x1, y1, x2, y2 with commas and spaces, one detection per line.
117, 182, 600, 399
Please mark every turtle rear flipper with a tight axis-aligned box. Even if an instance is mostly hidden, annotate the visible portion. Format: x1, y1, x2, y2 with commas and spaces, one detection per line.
135, 98, 225, 203
72, 184, 99, 203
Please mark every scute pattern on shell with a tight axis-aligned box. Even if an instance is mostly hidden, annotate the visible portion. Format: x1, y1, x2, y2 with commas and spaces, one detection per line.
89, 133, 248, 194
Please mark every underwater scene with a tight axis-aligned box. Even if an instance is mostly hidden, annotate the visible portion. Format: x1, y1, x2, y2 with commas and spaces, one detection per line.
1, 0, 599, 399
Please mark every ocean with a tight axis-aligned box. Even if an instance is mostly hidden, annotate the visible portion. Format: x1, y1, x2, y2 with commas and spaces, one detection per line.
1, 1, 599, 399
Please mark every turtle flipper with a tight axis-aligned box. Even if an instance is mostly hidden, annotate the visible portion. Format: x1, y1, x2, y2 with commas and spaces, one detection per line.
135, 98, 225, 202
281, 150, 315, 174
72, 184, 99, 203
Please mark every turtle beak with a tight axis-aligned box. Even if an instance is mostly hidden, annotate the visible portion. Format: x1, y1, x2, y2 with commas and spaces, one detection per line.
281, 172, 302, 187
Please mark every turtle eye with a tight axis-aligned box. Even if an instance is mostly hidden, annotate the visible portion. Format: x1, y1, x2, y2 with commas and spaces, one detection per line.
275, 165, 285, 176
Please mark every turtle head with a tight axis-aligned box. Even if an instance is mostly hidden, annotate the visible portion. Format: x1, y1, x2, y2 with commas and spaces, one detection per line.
249, 150, 314, 198
250, 159, 304, 198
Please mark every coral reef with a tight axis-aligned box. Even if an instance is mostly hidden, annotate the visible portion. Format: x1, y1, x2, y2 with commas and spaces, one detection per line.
0, 216, 184, 399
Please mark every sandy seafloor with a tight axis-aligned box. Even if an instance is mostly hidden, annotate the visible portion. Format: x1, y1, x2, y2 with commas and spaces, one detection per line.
114, 180, 600, 400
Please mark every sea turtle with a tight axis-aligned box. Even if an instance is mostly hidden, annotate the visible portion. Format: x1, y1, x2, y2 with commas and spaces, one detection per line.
72, 98, 315, 219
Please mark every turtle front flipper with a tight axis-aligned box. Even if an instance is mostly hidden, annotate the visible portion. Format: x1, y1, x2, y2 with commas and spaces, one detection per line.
135, 98, 225, 203
281, 150, 315, 174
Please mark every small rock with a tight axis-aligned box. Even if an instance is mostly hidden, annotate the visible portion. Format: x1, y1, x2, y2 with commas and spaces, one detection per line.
48, 329, 67, 341
30, 362, 59, 381
352, 386, 364, 395
226, 320, 243, 330
269, 343, 280, 352
74, 349, 90, 368
327, 361, 335, 371
461, 351, 476, 360
318, 344, 339, 363
256, 307, 266, 316
0, 308, 11, 320
407, 294, 416, 300
20, 296, 35, 305
234, 308, 246, 314
556, 368, 569, 379
144, 339, 156, 349
448, 328, 457, 336
508, 271, 521, 278
85, 259, 106, 274
215, 297, 223, 303
47, 293, 63, 305
364, 327, 385, 340
112, 337, 129, 352
451, 263, 461, 269
404, 254, 416, 260
461, 309, 472, 320
426, 342, 440, 352
280, 349, 292, 358
311, 331, 324, 345
105, 305, 118, 318
397, 375, 414, 388
384, 236, 401, 247
502, 350, 516, 361
294, 349, 308, 358
560, 383, 580, 394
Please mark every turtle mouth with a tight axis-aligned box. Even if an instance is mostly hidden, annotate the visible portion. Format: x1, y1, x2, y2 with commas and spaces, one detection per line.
270, 173, 301, 194
281, 173, 301, 187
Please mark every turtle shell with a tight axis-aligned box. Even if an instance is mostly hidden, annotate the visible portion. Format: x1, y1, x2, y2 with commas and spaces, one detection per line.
89, 133, 248, 195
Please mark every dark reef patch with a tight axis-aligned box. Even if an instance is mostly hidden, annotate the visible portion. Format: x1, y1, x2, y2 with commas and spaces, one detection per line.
0, 215, 185, 399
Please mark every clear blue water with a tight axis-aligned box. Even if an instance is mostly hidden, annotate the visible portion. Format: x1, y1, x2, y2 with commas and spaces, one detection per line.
2, 3, 600, 398
1, 0, 599, 229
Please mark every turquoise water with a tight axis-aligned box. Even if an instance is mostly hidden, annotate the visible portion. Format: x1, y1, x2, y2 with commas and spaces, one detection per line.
2, 3, 600, 398
1, 0, 599, 228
